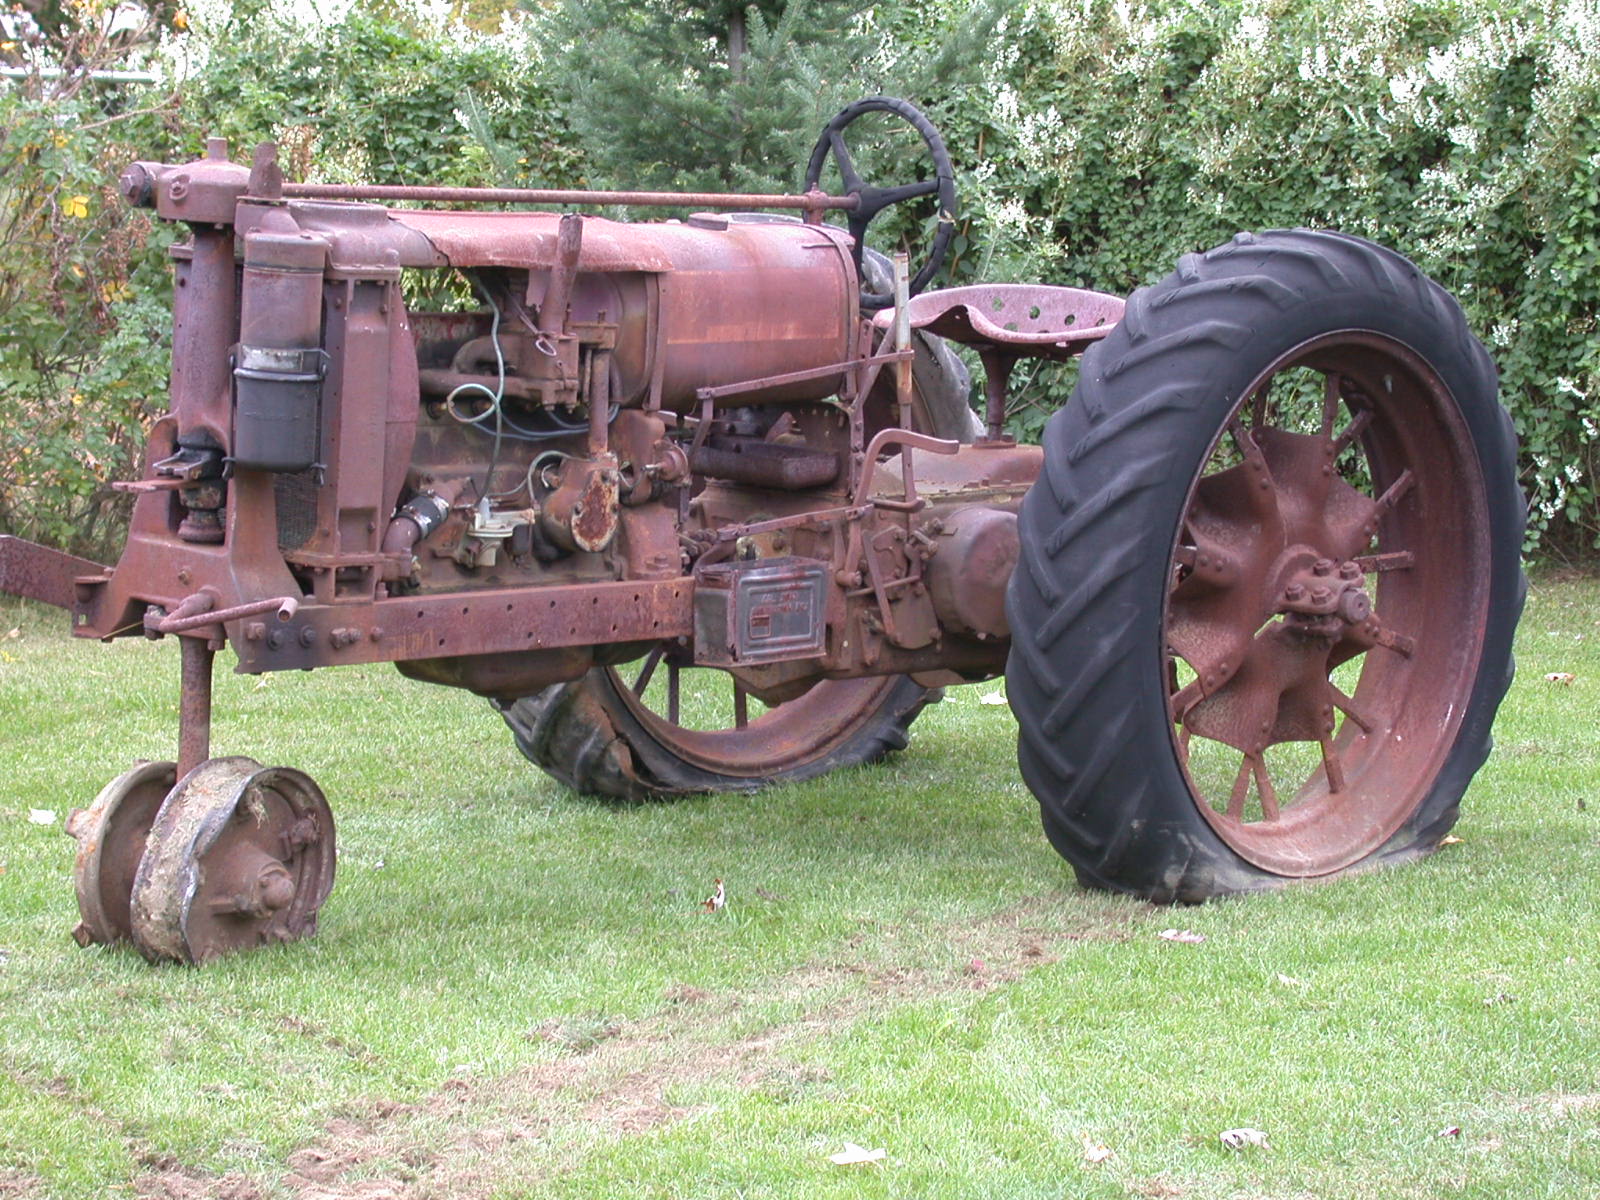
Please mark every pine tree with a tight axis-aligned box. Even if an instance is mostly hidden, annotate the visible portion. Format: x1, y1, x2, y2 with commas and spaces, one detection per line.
534, 0, 1013, 196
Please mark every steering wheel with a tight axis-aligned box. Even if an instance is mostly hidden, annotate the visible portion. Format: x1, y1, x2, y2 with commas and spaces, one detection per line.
803, 96, 958, 311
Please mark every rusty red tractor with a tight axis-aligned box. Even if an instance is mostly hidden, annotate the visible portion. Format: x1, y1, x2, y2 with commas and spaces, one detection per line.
0, 98, 1524, 964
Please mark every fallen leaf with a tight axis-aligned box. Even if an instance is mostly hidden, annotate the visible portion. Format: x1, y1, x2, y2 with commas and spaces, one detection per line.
1544, 672, 1576, 685
978, 691, 1008, 706
702, 878, 725, 913
1219, 1127, 1270, 1151
4, 627, 18, 639
1439, 1125, 1462, 1138
1081, 1133, 1114, 1164
828, 1142, 886, 1166
1275, 973, 1305, 987
27, 809, 56, 826
1158, 928, 1206, 944
1439, 835, 1464, 846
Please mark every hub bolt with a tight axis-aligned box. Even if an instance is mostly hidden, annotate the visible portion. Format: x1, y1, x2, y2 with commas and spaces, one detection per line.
1313, 558, 1335, 576
1311, 586, 1333, 605
1284, 583, 1306, 602
1339, 560, 1361, 580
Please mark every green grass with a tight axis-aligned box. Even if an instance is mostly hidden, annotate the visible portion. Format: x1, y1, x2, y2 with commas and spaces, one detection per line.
1, 575, 1597, 1200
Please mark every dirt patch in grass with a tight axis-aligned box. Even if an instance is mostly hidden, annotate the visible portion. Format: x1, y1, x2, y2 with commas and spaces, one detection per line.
117, 892, 1139, 1200
1125, 1176, 1188, 1199
262, 891, 1141, 1197
0, 1171, 43, 1199
1515, 1091, 1600, 1120
278, 1016, 383, 1067
134, 1158, 265, 1200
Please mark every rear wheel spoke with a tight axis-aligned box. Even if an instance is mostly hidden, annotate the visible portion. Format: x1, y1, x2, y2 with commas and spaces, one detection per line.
1227, 756, 1253, 821
1254, 756, 1281, 821
1321, 373, 1342, 439
1319, 735, 1346, 793
632, 645, 664, 697
1330, 684, 1376, 733
1331, 408, 1373, 456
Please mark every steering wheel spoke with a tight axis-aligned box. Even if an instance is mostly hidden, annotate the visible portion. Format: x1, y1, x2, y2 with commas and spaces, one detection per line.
827, 130, 865, 193
804, 96, 958, 309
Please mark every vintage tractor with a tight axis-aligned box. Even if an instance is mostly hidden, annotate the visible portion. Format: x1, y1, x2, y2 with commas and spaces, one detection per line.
0, 98, 1524, 964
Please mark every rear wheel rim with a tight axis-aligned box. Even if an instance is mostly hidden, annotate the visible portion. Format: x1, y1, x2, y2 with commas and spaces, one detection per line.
606, 653, 905, 779
1164, 331, 1490, 876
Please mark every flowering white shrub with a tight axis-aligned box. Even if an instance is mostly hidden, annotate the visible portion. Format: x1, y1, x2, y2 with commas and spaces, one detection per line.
942, 0, 1599, 552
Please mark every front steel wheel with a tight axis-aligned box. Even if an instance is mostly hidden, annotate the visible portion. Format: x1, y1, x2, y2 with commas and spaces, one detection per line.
1005, 229, 1525, 901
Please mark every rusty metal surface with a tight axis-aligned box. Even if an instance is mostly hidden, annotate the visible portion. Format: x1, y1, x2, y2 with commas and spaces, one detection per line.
607, 668, 915, 779
129, 756, 336, 964
873, 284, 1124, 359
285, 181, 858, 211
231, 577, 695, 673
152, 593, 301, 635
693, 349, 910, 404
168, 228, 240, 451
0, 535, 108, 610
690, 437, 841, 489
924, 507, 1018, 640
65, 760, 176, 946
1166, 332, 1490, 876
693, 557, 830, 666
177, 639, 215, 779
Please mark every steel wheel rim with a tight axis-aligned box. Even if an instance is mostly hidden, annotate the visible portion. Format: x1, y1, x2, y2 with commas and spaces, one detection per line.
177, 766, 336, 962
606, 655, 906, 778
1163, 331, 1491, 876
70, 760, 176, 944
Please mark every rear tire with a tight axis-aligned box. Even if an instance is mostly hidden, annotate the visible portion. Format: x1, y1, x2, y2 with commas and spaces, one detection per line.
1005, 230, 1525, 901
498, 673, 935, 801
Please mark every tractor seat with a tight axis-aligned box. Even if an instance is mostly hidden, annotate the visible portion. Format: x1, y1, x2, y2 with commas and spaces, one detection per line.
873, 284, 1124, 360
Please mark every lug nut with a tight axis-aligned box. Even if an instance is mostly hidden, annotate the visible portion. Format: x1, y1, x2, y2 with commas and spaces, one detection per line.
1310, 586, 1333, 605
1313, 558, 1334, 576
1284, 583, 1306, 602
1339, 560, 1361, 580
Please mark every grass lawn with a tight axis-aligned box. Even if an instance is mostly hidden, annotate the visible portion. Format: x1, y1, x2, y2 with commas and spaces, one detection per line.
0, 574, 1596, 1199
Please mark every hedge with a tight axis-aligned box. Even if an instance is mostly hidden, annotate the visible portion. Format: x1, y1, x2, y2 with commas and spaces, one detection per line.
2, 0, 1596, 557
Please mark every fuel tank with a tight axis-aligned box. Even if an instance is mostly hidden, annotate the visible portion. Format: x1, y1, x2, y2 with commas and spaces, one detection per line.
379, 208, 860, 411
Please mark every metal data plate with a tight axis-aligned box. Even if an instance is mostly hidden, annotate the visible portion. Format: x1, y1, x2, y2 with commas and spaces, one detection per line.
693, 556, 828, 667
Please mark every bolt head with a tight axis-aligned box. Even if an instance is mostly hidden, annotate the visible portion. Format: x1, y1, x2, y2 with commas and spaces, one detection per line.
1339, 561, 1361, 580
258, 866, 296, 912
1284, 583, 1306, 602
1313, 558, 1335, 576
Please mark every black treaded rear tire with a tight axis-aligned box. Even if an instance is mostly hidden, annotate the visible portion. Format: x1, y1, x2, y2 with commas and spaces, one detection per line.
1004, 229, 1525, 902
